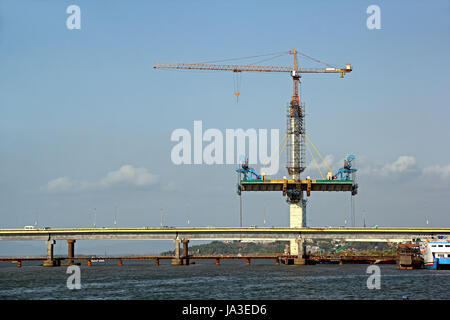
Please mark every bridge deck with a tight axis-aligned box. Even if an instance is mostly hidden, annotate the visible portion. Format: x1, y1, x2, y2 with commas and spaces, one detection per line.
0, 227, 449, 242
240, 179, 357, 193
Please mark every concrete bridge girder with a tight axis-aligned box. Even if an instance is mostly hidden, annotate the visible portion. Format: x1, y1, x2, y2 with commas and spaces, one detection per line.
0, 228, 448, 243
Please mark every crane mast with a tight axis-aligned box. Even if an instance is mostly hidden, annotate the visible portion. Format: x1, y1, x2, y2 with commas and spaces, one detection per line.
286, 50, 304, 183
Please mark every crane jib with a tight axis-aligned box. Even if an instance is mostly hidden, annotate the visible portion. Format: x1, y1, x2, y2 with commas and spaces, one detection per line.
153, 63, 352, 74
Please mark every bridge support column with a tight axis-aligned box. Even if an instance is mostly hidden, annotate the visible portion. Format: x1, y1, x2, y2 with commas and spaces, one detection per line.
17, 260, 22, 268
182, 239, 189, 266
43, 240, 56, 267
67, 240, 76, 265
288, 190, 306, 259
171, 239, 182, 266
155, 258, 160, 266
216, 258, 220, 265
293, 238, 306, 265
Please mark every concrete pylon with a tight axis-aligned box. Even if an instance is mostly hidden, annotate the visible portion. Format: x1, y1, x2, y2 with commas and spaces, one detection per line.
293, 238, 306, 265
182, 239, 189, 266
171, 239, 183, 266
43, 240, 56, 267
289, 192, 305, 255
290, 202, 303, 255
288, 190, 307, 265
67, 240, 76, 265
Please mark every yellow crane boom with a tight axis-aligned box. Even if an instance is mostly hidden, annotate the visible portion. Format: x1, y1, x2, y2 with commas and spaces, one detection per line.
153, 49, 351, 105
153, 62, 351, 75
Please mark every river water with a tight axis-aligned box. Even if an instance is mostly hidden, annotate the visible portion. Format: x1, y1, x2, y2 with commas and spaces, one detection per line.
0, 261, 449, 300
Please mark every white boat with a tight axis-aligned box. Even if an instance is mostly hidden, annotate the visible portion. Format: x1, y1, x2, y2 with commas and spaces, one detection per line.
421, 236, 450, 269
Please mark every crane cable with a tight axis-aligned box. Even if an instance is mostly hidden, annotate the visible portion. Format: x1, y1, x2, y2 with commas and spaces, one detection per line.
261, 132, 331, 180
233, 72, 242, 102
296, 51, 337, 68
303, 134, 325, 179
197, 51, 290, 64
260, 132, 332, 180
196, 50, 336, 69
268, 134, 290, 179
233, 53, 287, 100
261, 133, 290, 179
262, 132, 287, 169
304, 133, 333, 173
248, 53, 288, 66
183, 50, 336, 100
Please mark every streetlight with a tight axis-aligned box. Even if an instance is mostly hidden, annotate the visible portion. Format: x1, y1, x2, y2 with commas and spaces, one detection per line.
187, 204, 190, 226
34, 208, 38, 227
263, 207, 266, 227
363, 211, 366, 228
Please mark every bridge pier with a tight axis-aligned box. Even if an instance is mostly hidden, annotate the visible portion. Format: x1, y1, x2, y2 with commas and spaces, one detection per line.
293, 238, 306, 265
182, 239, 190, 266
43, 240, 56, 267
171, 239, 182, 266
155, 258, 160, 266
67, 240, 76, 265
17, 260, 22, 268
287, 188, 307, 266
216, 258, 220, 265
288, 190, 306, 263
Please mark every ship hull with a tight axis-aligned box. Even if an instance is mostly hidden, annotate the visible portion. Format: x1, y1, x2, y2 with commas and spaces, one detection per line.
424, 258, 450, 270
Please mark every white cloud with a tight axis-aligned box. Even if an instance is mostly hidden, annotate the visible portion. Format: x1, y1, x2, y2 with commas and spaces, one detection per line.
162, 181, 178, 192
100, 165, 159, 188
357, 155, 417, 177
422, 163, 450, 180
41, 165, 160, 193
44, 177, 74, 192
382, 156, 417, 174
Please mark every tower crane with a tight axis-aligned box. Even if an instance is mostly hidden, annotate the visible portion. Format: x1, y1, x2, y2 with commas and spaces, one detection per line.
154, 49, 354, 260
154, 49, 352, 182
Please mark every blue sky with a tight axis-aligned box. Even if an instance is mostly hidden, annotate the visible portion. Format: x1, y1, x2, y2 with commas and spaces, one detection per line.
1, 0, 449, 255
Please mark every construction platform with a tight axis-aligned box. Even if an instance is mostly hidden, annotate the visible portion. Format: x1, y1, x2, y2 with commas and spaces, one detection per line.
240, 179, 358, 195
